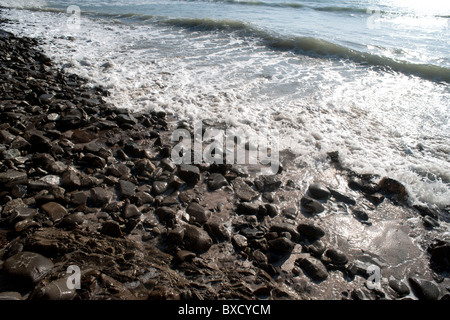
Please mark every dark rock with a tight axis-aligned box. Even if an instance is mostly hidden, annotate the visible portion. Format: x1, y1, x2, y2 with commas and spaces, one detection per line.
348, 177, 380, 194
60, 212, 85, 229
423, 215, 439, 229
101, 220, 122, 238
106, 163, 131, 178
160, 158, 176, 172
116, 113, 137, 125
41, 202, 68, 222
135, 191, 154, 206
123, 203, 141, 219
300, 196, 325, 214
232, 234, 248, 250
265, 204, 278, 217
304, 240, 326, 258
204, 221, 231, 241
186, 203, 211, 225
261, 175, 282, 191
414, 204, 439, 220
207, 173, 228, 190
308, 183, 331, 200
365, 192, 385, 205
3, 251, 54, 283
353, 209, 369, 221
240, 227, 264, 239
168, 175, 184, 189
0, 169, 27, 184
134, 159, 156, 176
270, 223, 300, 242
119, 179, 136, 199
155, 207, 177, 225
233, 178, 259, 202
82, 153, 106, 168
175, 250, 196, 262
427, 239, 450, 273
378, 177, 408, 201
389, 278, 410, 297
268, 237, 295, 254
182, 225, 212, 254
1, 148, 20, 160
8, 207, 37, 224
323, 248, 348, 266
177, 164, 200, 184
0, 292, 23, 300
236, 202, 260, 216
152, 181, 168, 195
69, 191, 89, 206
408, 277, 440, 300
297, 222, 325, 240
90, 187, 114, 207
60, 170, 81, 189
31, 278, 76, 300
0, 130, 16, 144
295, 254, 328, 282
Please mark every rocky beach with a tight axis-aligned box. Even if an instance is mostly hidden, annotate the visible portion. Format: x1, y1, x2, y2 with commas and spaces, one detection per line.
0, 13, 449, 301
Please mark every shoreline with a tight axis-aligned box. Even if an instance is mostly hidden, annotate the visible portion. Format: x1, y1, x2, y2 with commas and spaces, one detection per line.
0, 15, 449, 300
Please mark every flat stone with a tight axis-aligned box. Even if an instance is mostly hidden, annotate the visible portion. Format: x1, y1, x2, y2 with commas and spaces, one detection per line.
300, 196, 325, 214
71, 129, 95, 143
297, 222, 325, 239
41, 202, 68, 222
0, 169, 27, 184
107, 163, 131, 178
308, 183, 331, 200
186, 202, 211, 225
119, 179, 136, 199
208, 173, 229, 190
270, 223, 300, 242
3, 251, 54, 283
1, 148, 20, 160
155, 207, 177, 225
90, 187, 115, 207
233, 177, 259, 202
182, 225, 212, 253
324, 248, 348, 266
236, 202, 260, 216
178, 164, 200, 184
295, 254, 328, 282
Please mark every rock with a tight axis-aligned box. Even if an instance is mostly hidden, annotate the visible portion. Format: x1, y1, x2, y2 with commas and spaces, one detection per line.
261, 175, 282, 191
60, 212, 85, 229
204, 221, 231, 241
3, 251, 54, 283
152, 181, 168, 195
123, 203, 141, 219
101, 220, 123, 237
175, 250, 196, 262
297, 222, 325, 240
119, 179, 136, 199
378, 177, 408, 201
353, 209, 369, 221
1, 148, 21, 160
207, 173, 229, 190
0, 169, 27, 184
268, 237, 295, 254
414, 204, 439, 220
39, 93, 54, 104
160, 158, 176, 172
300, 196, 325, 214
69, 191, 89, 206
295, 254, 328, 282
41, 202, 68, 222
182, 225, 212, 253
348, 177, 380, 194
236, 202, 260, 216
427, 239, 450, 273
134, 159, 156, 176
304, 240, 326, 258
90, 187, 114, 207
135, 191, 154, 206
408, 278, 440, 300
177, 164, 200, 184
308, 183, 331, 200
106, 163, 131, 178
389, 278, 410, 297
365, 192, 385, 205
8, 207, 37, 224
270, 223, 300, 242
0, 130, 16, 144
31, 278, 76, 300
155, 207, 177, 225
423, 215, 439, 229
82, 153, 106, 168
233, 178, 259, 202
232, 234, 248, 250
323, 248, 348, 266
265, 204, 278, 217
61, 170, 81, 189
186, 203, 211, 225
0, 292, 23, 300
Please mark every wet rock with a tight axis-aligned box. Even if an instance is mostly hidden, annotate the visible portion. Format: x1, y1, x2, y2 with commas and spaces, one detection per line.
267, 237, 295, 254
61, 170, 81, 189
1, 148, 20, 160
353, 209, 369, 222
297, 222, 325, 240
60, 212, 85, 229
186, 203, 211, 225
414, 204, 439, 220
261, 175, 282, 191
308, 183, 331, 200
31, 278, 76, 300
295, 254, 328, 282
270, 223, 300, 242
123, 203, 141, 219
264, 204, 278, 217
168, 175, 184, 189
175, 249, 196, 262
177, 164, 200, 184
182, 225, 212, 254
3, 251, 54, 283
427, 239, 450, 273
0, 129, 16, 144
82, 153, 106, 168
155, 207, 177, 226
8, 207, 37, 224
204, 221, 231, 241
101, 220, 123, 238
423, 215, 439, 229
152, 181, 168, 195
300, 196, 325, 214
135, 191, 154, 206
134, 159, 156, 176
329, 188, 356, 205
0, 169, 27, 184
41, 202, 68, 222
69, 191, 89, 206
323, 248, 348, 266
232, 234, 248, 250
207, 173, 229, 190
348, 177, 380, 194
119, 179, 136, 199
304, 240, 326, 258
90, 187, 114, 207
233, 178, 259, 202
365, 192, 385, 205
389, 278, 410, 297
378, 177, 408, 201
106, 163, 131, 178
237, 202, 260, 216
0, 292, 23, 300
408, 278, 440, 300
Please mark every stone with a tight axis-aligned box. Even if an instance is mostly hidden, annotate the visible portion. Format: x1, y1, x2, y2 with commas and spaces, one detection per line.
135, 191, 154, 206
353, 209, 369, 221
423, 215, 439, 229
308, 183, 331, 200
175, 250, 196, 262
178, 164, 200, 184
61, 170, 81, 189
0, 292, 23, 300
236, 202, 260, 216
233, 178, 259, 202
232, 234, 248, 250
295, 254, 328, 282
3, 251, 54, 283
207, 173, 229, 190
71, 129, 95, 143
268, 237, 295, 254
304, 240, 326, 258
182, 225, 212, 253
160, 158, 176, 172
408, 278, 440, 300
297, 222, 325, 240
39, 93, 54, 104
106, 163, 131, 178
8, 207, 37, 223
0, 129, 16, 144
134, 159, 156, 176
186, 203, 211, 225
123, 203, 141, 219
300, 196, 325, 214
101, 220, 123, 238
0, 169, 27, 184
119, 179, 136, 199
60, 212, 85, 229
378, 177, 408, 201
365, 192, 385, 205
155, 207, 177, 225
82, 153, 106, 168
152, 181, 168, 195
69, 191, 89, 206
41, 202, 68, 222
265, 204, 278, 217
270, 223, 300, 242
427, 239, 450, 273
1, 148, 20, 160
389, 278, 410, 297
31, 278, 76, 300
90, 187, 114, 207
348, 177, 380, 194
261, 175, 282, 191
204, 221, 231, 241
324, 248, 348, 266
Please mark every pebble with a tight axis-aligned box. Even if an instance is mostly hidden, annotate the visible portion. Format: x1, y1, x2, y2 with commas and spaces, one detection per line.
186, 202, 211, 225
232, 177, 259, 202
41, 202, 68, 222
295, 254, 328, 282
3, 251, 54, 283
408, 277, 440, 300
208, 173, 229, 190
297, 222, 325, 240
300, 196, 325, 214
101, 220, 123, 238
308, 183, 331, 200
177, 164, 200, 184
182, 225, 212, 253
267, 237, 295, 254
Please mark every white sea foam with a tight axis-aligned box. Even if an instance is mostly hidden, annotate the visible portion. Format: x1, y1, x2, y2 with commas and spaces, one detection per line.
1, 8, 449, 208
